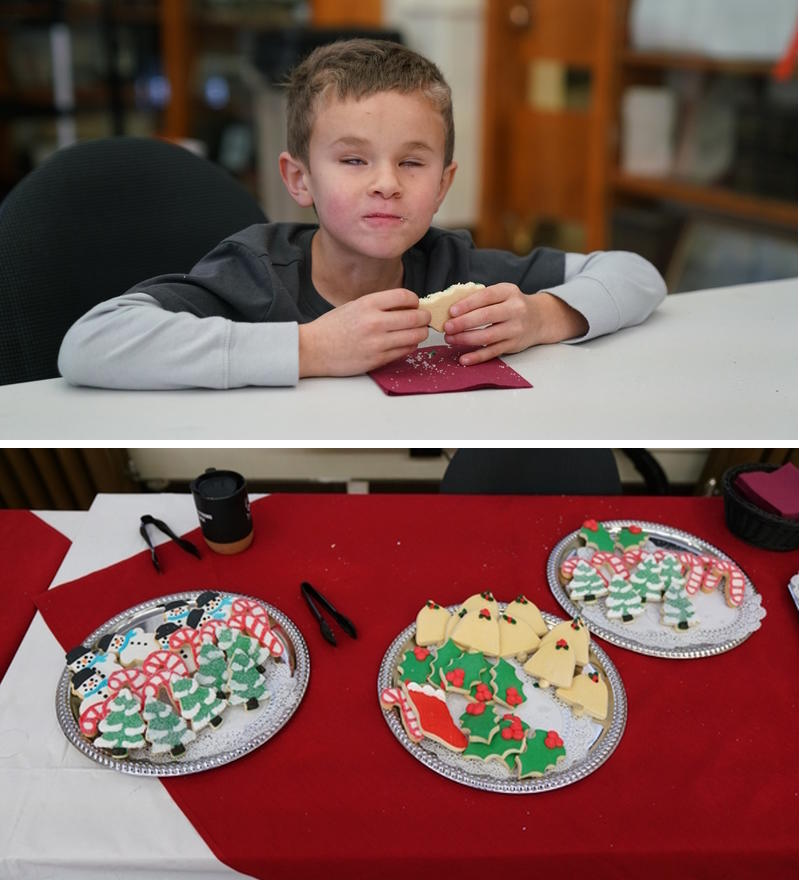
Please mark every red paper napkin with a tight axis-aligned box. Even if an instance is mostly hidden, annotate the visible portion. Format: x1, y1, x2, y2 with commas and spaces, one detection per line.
735, 463, 799, 519
0, 510, 71, 681
369, 344, 531, 395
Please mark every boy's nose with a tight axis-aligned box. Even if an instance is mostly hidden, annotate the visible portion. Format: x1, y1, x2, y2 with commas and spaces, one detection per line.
369, 163, 401, 198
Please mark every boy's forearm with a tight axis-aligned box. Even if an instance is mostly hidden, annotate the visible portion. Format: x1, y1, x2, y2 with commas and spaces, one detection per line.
528, 291, 589, 344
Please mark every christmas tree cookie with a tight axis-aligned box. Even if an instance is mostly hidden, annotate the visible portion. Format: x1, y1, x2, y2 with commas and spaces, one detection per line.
93, 687, 146, 758
662, 576, 698, 631
415, 600, 451, 646
497, 613, 540, 658
556, 668, 609, 721
629, 555, 665, 602
171, 674, 227, 730
226, 649, 268, 711
506, 595, 548, 637
195, 642, 229, 698
658, 554, 685, 589
398, 646, 434, 685
452, 606, 500, 656
515, 729, 565, 778
606, 575, 645, 622
522, 637, 575, 689
540, 618, 590, 666
615, 525, 648, 552
142, 697, 196, 756
490, 657, 526, 708
579, 519, 615, 553
567, 560, 610, 603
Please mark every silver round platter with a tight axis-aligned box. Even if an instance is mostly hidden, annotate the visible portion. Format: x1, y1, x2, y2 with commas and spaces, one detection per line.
378, 605, 627, 794
547, 520, 766, 659
56, 590, 310, 775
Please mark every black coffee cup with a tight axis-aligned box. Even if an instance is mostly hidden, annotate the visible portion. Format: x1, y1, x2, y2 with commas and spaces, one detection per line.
190, 468, 253, 554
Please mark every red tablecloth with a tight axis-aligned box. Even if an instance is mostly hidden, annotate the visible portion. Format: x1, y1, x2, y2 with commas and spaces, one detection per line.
0, 510, 71, 681
36, 495, 798, 880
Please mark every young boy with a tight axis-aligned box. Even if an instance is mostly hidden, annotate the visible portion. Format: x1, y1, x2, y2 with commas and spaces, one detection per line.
58, 39, 666, 389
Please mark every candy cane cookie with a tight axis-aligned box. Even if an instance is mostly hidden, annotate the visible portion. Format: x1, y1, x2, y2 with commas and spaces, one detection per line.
235, 612, 284, 657
141, 649, 189, 679
379, 686, 423, 742
704, 559, 747, 608
590, 552, 628, 581
676, 552, 706, 595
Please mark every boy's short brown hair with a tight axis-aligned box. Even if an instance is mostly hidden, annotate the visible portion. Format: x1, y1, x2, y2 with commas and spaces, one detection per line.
286, 38, 454, 169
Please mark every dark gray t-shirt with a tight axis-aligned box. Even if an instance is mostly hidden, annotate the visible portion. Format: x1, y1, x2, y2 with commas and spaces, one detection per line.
135, 223, 566, 322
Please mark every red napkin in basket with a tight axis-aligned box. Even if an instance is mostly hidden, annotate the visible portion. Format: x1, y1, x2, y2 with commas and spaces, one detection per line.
0, 510, 71, 681
369, 344, 531, 395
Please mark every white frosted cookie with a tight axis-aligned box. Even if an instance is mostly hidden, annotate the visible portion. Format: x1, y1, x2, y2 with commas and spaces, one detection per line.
415, 600, 451, 646
418, 282, 485, 331
556, 668, 609, 720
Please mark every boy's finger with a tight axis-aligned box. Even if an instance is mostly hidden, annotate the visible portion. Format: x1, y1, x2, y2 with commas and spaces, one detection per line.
370, 288, 421, 309
448, 285, 504, 318
443, 304, 497, 334
458, 341, 507, 366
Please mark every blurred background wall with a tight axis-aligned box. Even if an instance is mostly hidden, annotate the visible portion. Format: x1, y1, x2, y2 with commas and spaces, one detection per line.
1, 0, 796, 291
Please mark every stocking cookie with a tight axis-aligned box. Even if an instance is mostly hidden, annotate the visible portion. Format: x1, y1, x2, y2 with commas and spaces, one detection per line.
403, 681, 468, 751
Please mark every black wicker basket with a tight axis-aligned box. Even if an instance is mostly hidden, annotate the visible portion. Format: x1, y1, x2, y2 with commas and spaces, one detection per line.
722, 463, 798, 551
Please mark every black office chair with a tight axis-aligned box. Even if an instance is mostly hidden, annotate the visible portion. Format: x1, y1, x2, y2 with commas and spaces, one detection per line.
0, 136, 267, 384
440, 449, 669, 495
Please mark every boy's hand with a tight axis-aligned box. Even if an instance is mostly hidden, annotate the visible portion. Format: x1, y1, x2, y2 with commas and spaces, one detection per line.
442, 284, 589, 366
298, 289, 430, 378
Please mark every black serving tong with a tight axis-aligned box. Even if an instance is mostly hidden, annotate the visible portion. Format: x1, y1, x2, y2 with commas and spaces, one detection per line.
300, 581, 357, 646
140, 514, 201, 572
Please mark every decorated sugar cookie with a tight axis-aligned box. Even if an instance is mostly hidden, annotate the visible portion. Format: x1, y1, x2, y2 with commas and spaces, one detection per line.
380, 686, 424, 743
403, 681, 468, 752
442, 650, 489, 694
142, 697, 196, 756
468, 665, 495, 703
451, 607, 500, 656
615, 525, 648, 552
579, 519, 615, 553
428, 639, 462, 688
415, 600, 452, 647
629, 555, 665, 602
522, 637, 575, 689
540, 618, 590, 666
93, 687, 146, 758
71, 665, 115, 715
444, 607, 467, 640
605, 575, 645, 622
118, 627, 162, 668
567, 560, 610, 603
398, 646, 434, 685
491, 657, 526, 708
556, 667, 609, 721
226, 649, 268, 711
170, 674, 228, 729
661, 576, 698, 631
497, 613, 540, 658
515, 729, 565, 778
506, 595, 548, 637
458, 591, 499, 616
459, 700, 501, 744
195, 642, 229, 697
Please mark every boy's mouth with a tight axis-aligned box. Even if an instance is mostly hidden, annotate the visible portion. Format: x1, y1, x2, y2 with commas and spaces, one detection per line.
363, 213, 406, 225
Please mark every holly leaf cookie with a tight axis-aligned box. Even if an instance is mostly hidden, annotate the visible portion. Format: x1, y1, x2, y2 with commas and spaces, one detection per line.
515, 729, 566, 778
397, 646, 434, 685
459, 700, 501, 744
579, 519, 615, 553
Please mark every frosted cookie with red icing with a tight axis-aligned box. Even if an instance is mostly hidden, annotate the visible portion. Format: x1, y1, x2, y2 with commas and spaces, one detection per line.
442, 650, 489, 694
579, 519, 615, 552
403, 681, 468, 752
398, 646, 434, 685
415, 600, 451, 646
490, 657, 526, 708
615, 524, 649, 552
380, 685, 424, 743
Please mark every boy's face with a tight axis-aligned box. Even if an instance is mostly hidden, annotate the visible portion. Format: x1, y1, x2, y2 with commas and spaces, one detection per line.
292, 90, 456, 264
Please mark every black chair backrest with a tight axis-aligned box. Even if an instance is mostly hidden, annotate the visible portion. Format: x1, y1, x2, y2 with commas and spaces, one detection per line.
0, 136, 267, 384
440, 449, 622, 495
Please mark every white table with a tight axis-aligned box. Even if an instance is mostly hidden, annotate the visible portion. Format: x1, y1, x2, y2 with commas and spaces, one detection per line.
0, 279, 796, 442
0, 495, 250, 880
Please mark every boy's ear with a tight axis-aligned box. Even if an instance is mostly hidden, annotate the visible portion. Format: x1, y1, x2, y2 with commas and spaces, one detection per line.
279, 151, 314, 208
435, 161, 458, 210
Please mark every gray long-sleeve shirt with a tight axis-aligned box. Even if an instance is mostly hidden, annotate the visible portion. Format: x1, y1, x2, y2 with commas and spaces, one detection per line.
58, 223, 666, 389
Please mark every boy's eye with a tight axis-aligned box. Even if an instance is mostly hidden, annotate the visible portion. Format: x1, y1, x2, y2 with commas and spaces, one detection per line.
401, 159, 424, 167
341, 158, 365, 165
